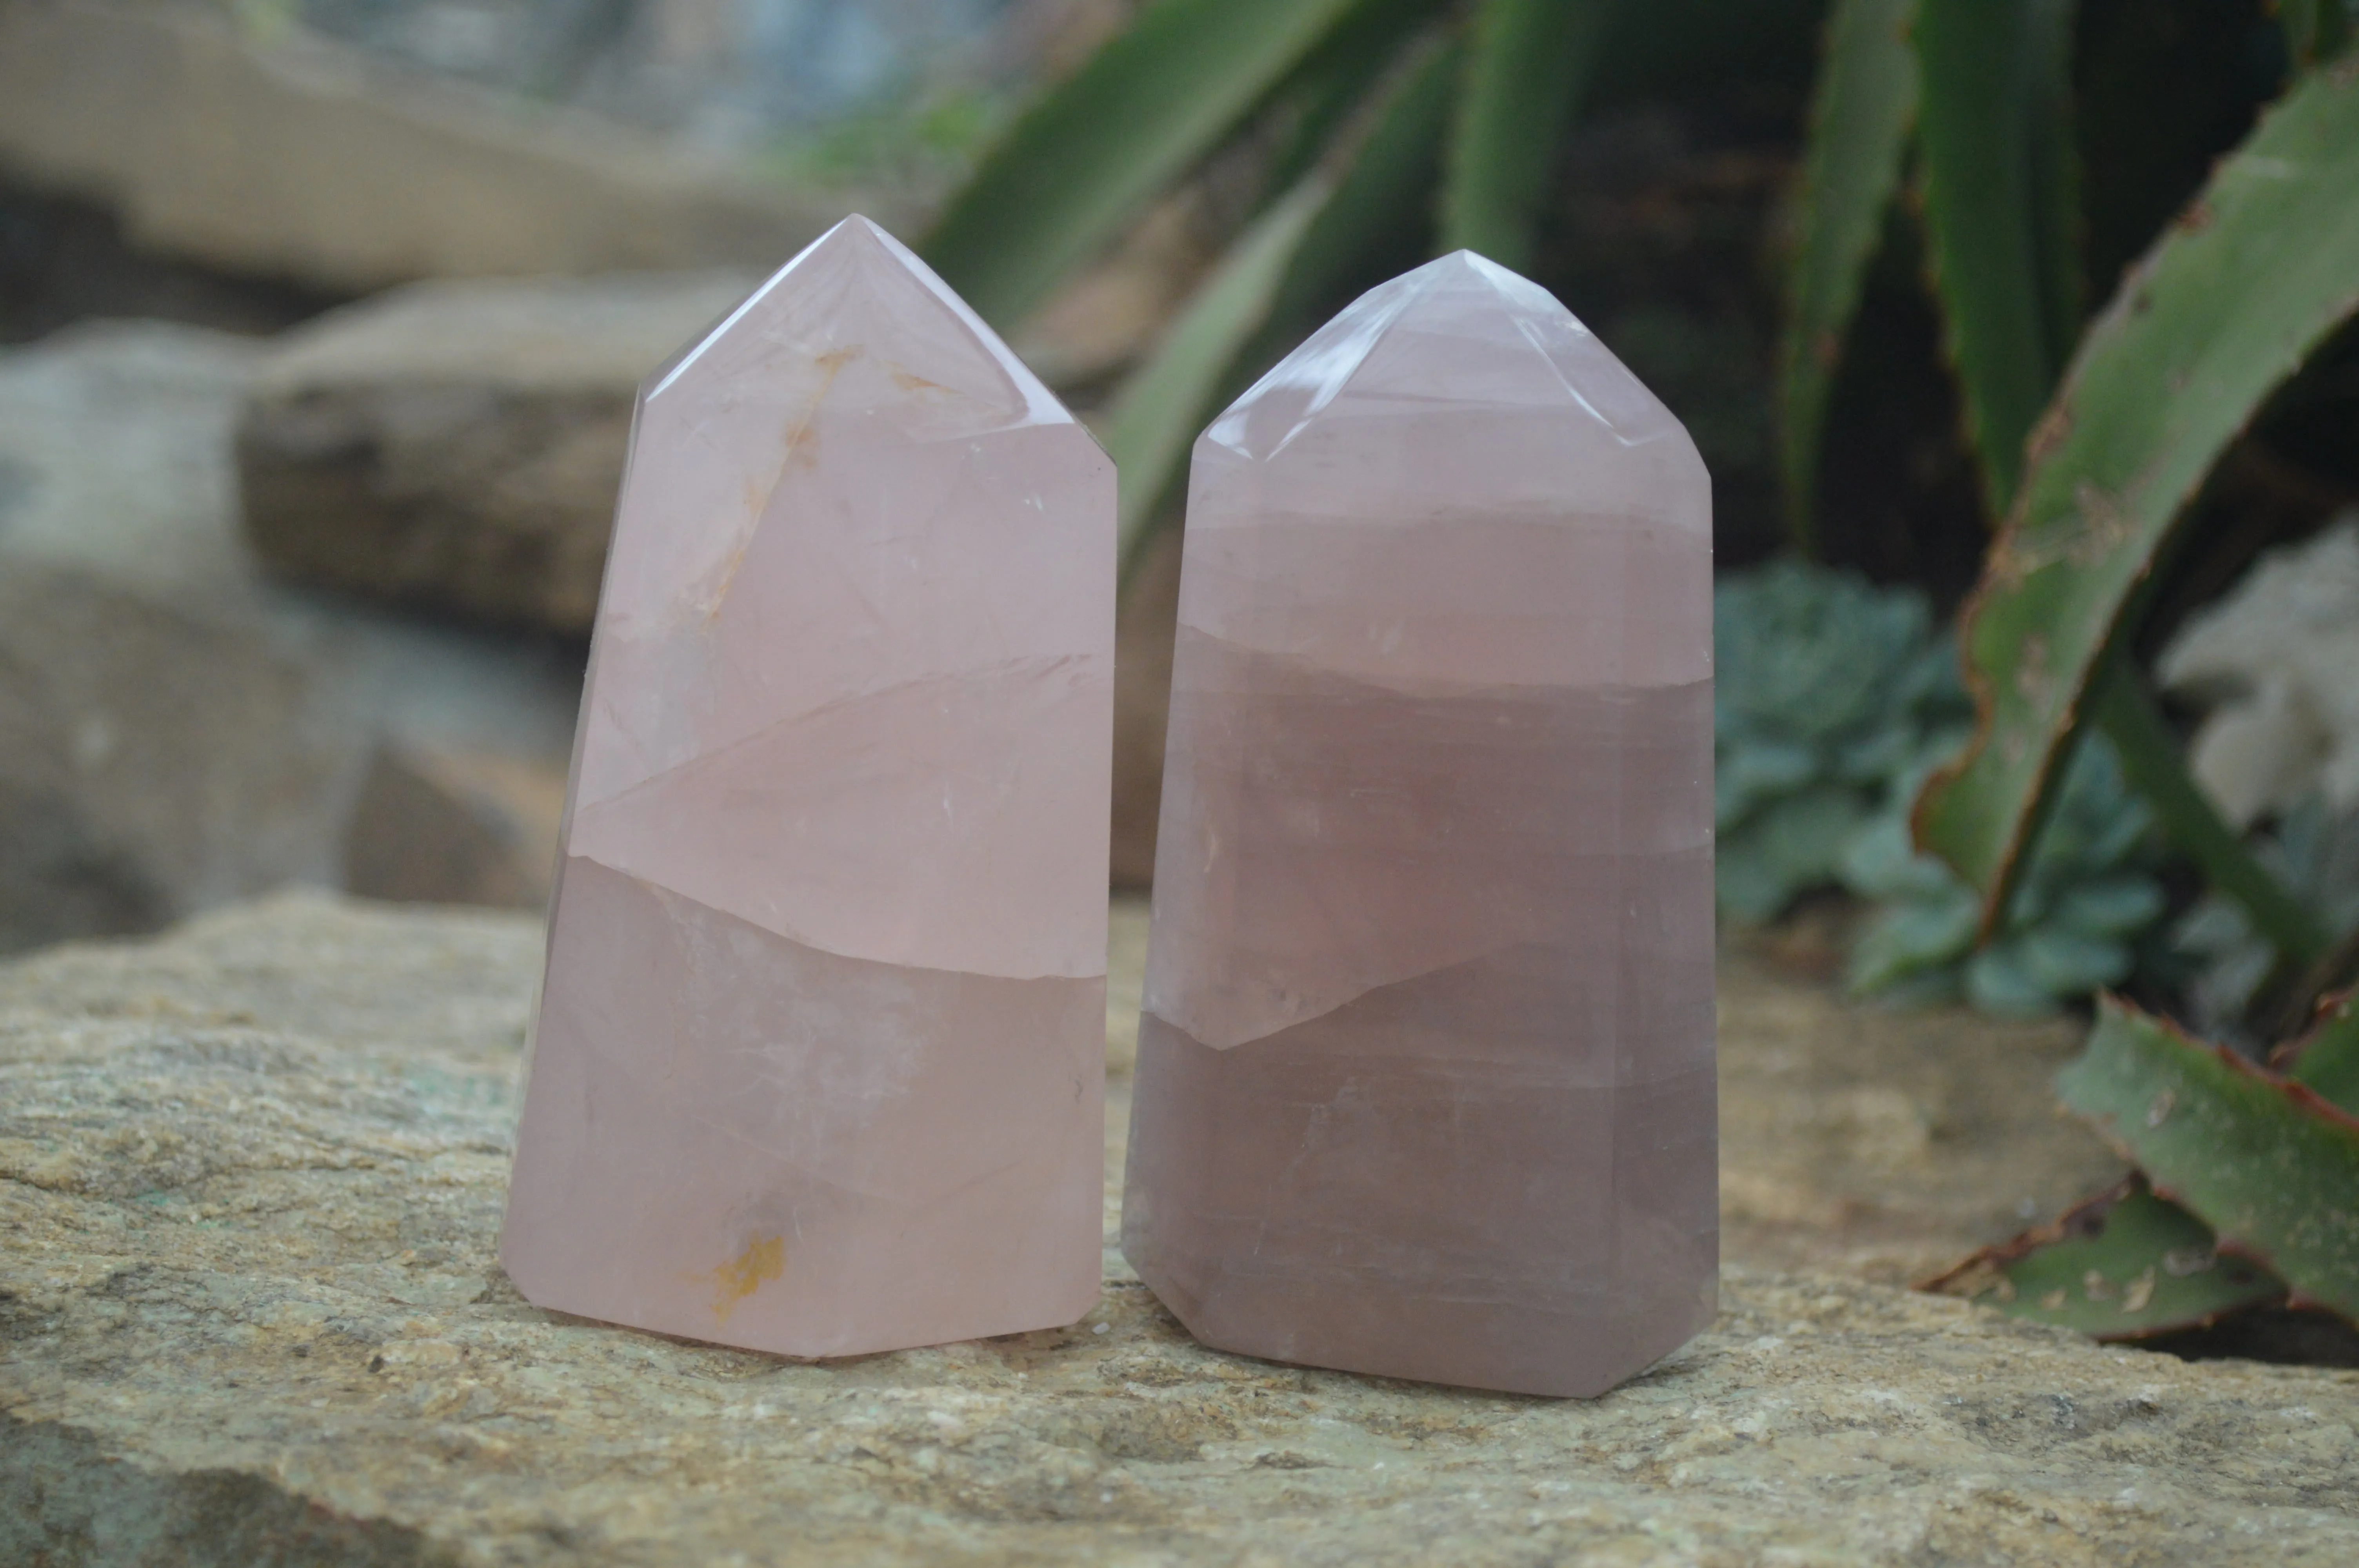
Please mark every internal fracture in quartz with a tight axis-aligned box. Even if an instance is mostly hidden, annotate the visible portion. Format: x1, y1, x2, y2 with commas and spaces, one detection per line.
502, 217, 1114, 1357
1121, 251, 1716, 1398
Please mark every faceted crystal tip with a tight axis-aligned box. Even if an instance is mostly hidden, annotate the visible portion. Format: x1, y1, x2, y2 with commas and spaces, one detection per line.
1125, 247, 1714, 1397
648, 213, 1073, 435
1203, 249, 1693, 466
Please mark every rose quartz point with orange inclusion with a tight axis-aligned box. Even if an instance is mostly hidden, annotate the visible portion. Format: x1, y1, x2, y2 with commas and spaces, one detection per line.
1121, 251, 1716, 1398
500, 216, 1114, 1358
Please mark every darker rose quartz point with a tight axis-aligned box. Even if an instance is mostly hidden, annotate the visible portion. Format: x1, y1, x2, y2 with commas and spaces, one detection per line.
1121, 251, 1716, 1398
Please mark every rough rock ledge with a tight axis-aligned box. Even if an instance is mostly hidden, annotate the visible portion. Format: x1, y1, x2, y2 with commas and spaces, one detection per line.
5, 895, 2357, 1565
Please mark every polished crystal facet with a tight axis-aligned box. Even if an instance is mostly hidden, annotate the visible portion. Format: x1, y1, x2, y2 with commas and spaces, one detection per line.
1121, 251, 1716, 1397
502, 217, 1114, 1357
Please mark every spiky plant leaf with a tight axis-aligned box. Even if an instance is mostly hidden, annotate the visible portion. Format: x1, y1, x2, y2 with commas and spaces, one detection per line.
2057, 996, 2359, 1320
1931, 883, 2359, 1338
1257, 0, 1448, 198
2279, 989, 2359, 1109
1101, 40, 1459, 575
1776, 0, 1919, 552
2280, 0, 2356, 69
1912, 0, 2081, 515
922, 0, 1387, 327
1925, 1179, 2286, 1336
1103, 180, 1330, 568
1245, 37, 1460, 351
1915, 67, 2359, 920
1438, 0, 1616, 270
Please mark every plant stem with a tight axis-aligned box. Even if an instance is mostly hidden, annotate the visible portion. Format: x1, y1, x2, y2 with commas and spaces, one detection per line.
2092, 660, 2333, 969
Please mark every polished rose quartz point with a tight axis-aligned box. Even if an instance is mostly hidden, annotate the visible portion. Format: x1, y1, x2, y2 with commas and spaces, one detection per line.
1121, 250, 1716, 1397
501, 216, 1114, 1357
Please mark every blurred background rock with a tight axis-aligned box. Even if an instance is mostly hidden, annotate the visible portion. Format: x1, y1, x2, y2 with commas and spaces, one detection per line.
0, 0, 1160, 952
0, 0, 1823, 946
16, 0, 2339, 995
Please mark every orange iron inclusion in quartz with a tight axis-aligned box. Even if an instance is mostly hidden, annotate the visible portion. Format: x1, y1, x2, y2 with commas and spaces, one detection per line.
1122, 251, 1716, 1397
502, 217, 1114, 1356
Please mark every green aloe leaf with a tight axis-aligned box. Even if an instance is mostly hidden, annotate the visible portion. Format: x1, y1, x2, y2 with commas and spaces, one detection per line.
1776, 0, 1919, 552
1101, 40, 1459, 576
1915, 68, 2359, 916
921, 0, 1378, 328
2057, 996, 2359, 1319
2280, 0, 2355, 69
1256, 0, 1443, 198
2280, 989, 2359, 1110
1912, 0, 2082, 516
1438, 0, 1616, 270
1925, 1178, 2286, 1337
1103, 179, 1330, 570
1934, 978, 2359, 1338
1244, 38, 1459, 352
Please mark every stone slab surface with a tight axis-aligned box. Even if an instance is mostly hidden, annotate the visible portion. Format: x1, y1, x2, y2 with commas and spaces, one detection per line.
6, 896, 2357, 1564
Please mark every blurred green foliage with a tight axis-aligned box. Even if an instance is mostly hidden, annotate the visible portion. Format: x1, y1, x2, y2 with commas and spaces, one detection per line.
1712, 563, 1965, 925
2174, 800, 2359, 1039
928, 0, 1822, 572
1843, 733, 2163, 1016
762, 85, 1012, 193
928, 0, 2359, 1341
1714, 561, 2169, 1016
924, 0, 2355, 1002
1910, 57, 2359, 947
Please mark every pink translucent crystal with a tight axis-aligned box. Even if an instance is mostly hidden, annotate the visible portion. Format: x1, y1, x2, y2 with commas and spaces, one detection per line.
1121, 251, 1716, 1397
502, 217, 1114, 1357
